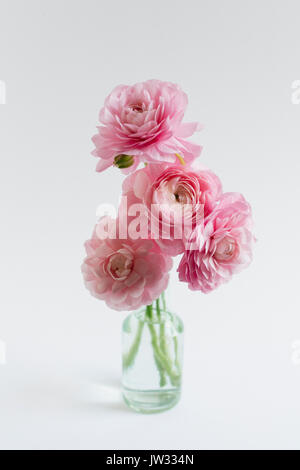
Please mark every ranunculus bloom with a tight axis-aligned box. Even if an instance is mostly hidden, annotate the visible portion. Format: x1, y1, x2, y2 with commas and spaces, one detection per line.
177, 192, 254, 292
92, 80, 202, 173
121, 163, 222, 255
81, 223, 172, 311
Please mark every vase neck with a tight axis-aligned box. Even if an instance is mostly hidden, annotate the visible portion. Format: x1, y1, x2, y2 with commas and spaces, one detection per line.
135, 306, 170, 324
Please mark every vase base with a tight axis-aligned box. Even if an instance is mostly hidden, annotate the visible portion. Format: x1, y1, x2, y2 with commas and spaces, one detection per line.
122, 387, 181, 413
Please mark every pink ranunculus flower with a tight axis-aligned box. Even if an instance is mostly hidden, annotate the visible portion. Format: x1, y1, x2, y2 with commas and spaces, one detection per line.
177, 192, 255, 293
92, 80, 202, 173
121, 163, 222, 256
81, 222, 172, 311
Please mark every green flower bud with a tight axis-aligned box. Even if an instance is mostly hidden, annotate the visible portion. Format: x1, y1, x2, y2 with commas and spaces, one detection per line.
114, 154, 135, 169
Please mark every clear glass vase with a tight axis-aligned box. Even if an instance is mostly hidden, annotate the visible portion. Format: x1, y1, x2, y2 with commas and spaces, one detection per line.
122, 296, 184, 413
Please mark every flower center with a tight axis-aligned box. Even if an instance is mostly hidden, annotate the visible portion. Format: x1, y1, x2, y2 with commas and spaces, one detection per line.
174, 185, 191, 205
214, 237, 237, 262
129, 103, 144, 113
106, 252, 133, 281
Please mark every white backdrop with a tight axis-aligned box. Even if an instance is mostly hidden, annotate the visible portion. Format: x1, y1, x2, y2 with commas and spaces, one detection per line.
0, 0, 300, 450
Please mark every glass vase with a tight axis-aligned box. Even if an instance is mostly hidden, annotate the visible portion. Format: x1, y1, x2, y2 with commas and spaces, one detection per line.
122, 296, 184, 413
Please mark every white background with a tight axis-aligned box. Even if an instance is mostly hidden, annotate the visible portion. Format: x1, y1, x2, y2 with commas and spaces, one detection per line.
0, 0, 300, 450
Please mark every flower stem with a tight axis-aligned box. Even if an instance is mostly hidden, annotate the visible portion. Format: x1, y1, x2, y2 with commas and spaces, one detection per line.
161, 291, 167, 311
156, 298, 161, 319
161, 291, 180, 374
147, 320, 180, 386
145, 304, 153, 320
146, 304, 167, 387
155, 298, 167, 386
123, 319, 144, 369
124, 297, 181, 388
146, 301, 180, 387
158, 295, 168, 361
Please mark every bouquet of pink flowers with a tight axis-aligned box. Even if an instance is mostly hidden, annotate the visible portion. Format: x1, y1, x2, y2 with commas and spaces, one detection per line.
82, 79, 254, 309
82, 80, 255, 412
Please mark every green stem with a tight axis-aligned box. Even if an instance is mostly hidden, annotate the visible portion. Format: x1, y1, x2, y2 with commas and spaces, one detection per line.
158, 295, 168, 362
161, 291, 167, 311
173, 336, 180, 372
146, 304, 167, 387
147, 321, 180, 386
156, 298, 161, 319
124, 298, 181, 388
161, 291, 180, 374
123, 319, 144, 369
155, 298, 167, 386
145, 304, 152, 320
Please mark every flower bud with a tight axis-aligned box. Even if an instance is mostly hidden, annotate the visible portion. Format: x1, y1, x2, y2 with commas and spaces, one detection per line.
114, 154, 135, 169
